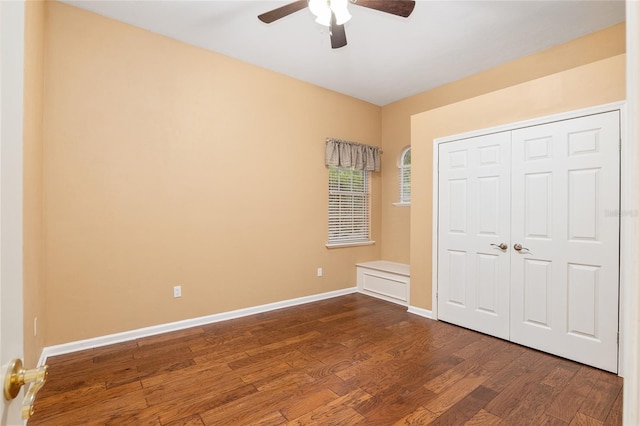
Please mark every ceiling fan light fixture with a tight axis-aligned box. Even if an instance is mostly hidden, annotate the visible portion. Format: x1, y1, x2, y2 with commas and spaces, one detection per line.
308, 0, 351, 26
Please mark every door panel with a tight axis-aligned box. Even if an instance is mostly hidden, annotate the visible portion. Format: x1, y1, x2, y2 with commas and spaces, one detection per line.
523, 258, 552, 328
568, 169, 599, 240
448, 179, 467, 233
567, 263, 599, 337
510, 111, 620, 372
447, 250, 467, 305
524, 172, 552, 238
476, 253, 499, 313
478, 176, 501, 235
438, 132, 511, 339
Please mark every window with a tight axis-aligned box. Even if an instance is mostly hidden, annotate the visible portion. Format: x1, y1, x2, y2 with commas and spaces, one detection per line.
328, 166, 371, 246
398, 147, 411, 204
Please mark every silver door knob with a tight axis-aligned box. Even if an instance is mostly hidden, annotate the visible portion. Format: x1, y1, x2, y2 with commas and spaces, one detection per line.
513, 243, 531, 253
490, 243, 508, 250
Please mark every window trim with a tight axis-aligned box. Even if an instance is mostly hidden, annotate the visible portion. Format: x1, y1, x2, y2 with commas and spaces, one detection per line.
398, 146, 411, 205
393, 202, 411, 207
325, 240, 376, 249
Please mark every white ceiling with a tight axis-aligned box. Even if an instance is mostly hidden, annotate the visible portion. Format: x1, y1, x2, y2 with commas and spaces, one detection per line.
62, 0, 625, 106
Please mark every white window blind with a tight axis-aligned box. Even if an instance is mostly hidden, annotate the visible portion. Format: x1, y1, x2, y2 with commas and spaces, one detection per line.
399, 147, 411, 204
328, 166, 369, 245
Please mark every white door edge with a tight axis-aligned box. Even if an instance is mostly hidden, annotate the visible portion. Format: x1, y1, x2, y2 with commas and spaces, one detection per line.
0, 1, 26, 424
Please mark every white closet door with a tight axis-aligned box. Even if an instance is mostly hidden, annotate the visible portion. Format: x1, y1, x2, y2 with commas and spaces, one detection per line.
510, 111, 620, 372
438, 132, 512, 339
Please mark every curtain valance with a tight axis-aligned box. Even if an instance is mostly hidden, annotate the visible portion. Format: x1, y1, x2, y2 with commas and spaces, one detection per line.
324, 138, 381, 172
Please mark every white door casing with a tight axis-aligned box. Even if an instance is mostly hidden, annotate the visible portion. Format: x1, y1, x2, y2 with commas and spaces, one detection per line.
436, 108, 621, 373
437, 132, 511, 339
622, 1, 640, 422
510, 111, 620, 372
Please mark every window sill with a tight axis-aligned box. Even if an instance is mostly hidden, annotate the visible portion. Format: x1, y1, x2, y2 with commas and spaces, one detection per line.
326, 240, 376, 249
393, 202, 411, 207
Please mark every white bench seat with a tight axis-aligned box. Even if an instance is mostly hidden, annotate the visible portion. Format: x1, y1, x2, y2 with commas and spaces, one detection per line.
356, 261, 410, 306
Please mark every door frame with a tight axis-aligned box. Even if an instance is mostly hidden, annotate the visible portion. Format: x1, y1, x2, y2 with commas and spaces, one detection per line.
622, 1, 639, 423
431, 101, 627, 373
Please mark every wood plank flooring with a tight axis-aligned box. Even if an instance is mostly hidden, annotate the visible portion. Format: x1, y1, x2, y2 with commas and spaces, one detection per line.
28, 294, 623, 425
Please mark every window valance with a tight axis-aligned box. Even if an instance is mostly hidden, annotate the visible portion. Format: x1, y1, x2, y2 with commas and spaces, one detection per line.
325, 138, 381, 172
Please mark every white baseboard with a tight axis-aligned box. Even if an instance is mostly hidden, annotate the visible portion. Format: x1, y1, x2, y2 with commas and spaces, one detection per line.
39, 287, 358, 366
407, 305, 433, 319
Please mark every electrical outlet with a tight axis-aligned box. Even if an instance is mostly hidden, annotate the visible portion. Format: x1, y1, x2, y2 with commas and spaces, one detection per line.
317, 267, 323, 277
34, 317, 38, 337
173, 285, 182, 298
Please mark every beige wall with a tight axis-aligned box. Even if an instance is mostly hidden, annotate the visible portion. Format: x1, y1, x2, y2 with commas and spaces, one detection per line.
380, 24, 625, 265
410, 54, 626, 310
23, 0, 46, 367
26, 2, 626, 348
42, 2, 381, 345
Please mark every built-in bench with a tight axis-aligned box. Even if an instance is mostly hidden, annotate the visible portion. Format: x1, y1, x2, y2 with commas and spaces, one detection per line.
356, 261, 410, 306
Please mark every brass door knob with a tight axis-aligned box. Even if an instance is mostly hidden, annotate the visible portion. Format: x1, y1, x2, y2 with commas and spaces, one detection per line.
3, 358, 48, 419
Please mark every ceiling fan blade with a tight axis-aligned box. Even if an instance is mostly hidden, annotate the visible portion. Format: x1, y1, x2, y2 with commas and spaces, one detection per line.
258, 0, 308, 24
330, 10, 347, 49
350, 0, 415, 18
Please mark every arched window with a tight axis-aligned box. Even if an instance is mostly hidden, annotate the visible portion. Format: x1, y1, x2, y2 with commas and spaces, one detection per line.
398, 147, 411, 204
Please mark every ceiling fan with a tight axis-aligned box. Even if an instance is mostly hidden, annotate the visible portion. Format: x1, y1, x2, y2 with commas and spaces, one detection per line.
258, 0, 416, 49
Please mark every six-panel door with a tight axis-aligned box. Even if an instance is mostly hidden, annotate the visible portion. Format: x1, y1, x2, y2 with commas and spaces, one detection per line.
437, 132, 512, 340
510, 111, 620, 372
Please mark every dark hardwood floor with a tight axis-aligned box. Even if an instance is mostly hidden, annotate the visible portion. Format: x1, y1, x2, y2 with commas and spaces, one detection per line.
28, 294, 622, 425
